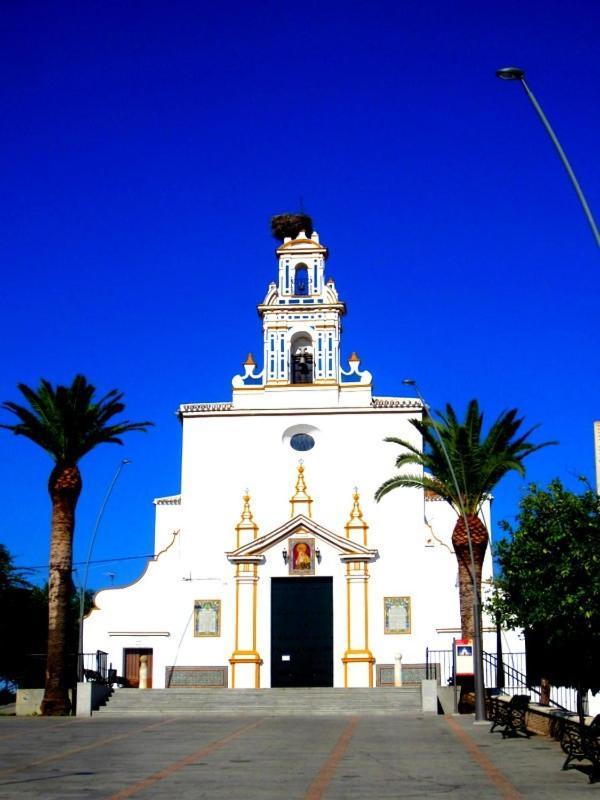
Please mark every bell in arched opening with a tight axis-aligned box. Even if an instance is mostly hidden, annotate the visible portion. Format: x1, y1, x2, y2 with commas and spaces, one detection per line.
294, 264, 309, 296
291, 335, 314, 384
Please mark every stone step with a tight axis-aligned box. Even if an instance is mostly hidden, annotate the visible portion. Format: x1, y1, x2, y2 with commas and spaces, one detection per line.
95, 687, 422, 716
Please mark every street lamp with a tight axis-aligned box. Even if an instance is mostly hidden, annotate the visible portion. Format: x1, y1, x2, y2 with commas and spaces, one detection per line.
77, 458, 130, 680
496, 66, 600, 248
402, 379, 487, 722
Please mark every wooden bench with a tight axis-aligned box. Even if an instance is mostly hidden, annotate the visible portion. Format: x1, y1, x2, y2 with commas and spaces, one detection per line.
489, 694, 531, 738
560, 714, 600, 783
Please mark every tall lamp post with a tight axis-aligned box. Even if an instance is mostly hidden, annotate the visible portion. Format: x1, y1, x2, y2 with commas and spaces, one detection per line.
403, 379, 487, 722
496, 67, 600, 248
77, 458, 130, 679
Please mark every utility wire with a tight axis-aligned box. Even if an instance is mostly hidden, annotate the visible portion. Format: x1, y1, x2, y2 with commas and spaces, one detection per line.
17, 553, 156, 572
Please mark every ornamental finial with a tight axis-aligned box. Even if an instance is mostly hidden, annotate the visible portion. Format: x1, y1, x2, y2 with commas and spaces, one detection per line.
290, 462, 313, 518
345, 487, 368, 544
235, 491, 258, 543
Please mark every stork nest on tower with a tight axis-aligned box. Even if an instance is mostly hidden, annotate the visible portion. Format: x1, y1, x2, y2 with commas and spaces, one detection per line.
270, 213, 314, 242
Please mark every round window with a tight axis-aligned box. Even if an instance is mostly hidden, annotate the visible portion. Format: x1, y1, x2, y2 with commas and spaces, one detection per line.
290, 433, 315, 452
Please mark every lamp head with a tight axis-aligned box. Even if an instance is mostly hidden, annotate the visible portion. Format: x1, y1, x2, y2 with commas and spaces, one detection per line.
402, 378, 416, 386
496, 67, 525, 81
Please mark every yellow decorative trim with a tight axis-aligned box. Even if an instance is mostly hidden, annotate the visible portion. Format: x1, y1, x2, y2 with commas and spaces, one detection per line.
346, 578, 351, 649
154, 528, 180, 560
234, 582, 239, 650
364, 580, 369, 648
345, 488, 369, 546
290, 463, 313, 518
244, 352, 256, 366
252, 581, 257, 651
265, 381, 340, 388
342, 655, 376, 663
230, 651, 262, 659
236, 492, 258, 546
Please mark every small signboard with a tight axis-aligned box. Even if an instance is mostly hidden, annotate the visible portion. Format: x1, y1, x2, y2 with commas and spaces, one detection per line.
455, 639, 474, 676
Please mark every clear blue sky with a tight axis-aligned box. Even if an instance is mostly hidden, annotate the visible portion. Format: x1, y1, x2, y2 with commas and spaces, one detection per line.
1, 0, 598, 590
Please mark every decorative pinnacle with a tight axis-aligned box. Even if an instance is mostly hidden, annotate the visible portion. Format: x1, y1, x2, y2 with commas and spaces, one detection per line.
290, 463, 313, 518
244, 353, 256, 366
240, 492, 253, 521
345, 486, 368, 542
236, 491, 258, 537
349, 488, 363, 519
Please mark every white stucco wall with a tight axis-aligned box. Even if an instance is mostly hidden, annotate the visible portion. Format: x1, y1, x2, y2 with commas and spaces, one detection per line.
84, 395, 496, 688
83, 228, 499, 690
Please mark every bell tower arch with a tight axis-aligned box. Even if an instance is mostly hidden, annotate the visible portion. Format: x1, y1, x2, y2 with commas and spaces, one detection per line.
258, 227, 346, 385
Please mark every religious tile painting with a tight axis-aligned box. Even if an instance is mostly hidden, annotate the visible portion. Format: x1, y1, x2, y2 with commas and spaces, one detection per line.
288, 537, 315, 576
384, 596, 411, 634
194, 599, 221, 637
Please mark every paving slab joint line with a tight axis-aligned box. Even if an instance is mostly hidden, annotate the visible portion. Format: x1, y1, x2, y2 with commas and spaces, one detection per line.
445, 715, 522, 800
107, 717, 267, 800
304, 716, 359, 800
0, 717, 178, 779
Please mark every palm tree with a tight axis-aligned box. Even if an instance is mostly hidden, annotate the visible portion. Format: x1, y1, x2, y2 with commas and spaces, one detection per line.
375, 400, 553, 640
1, 375, 151, 715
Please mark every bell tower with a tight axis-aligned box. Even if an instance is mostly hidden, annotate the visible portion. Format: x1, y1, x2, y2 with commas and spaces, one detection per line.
231, 218, 373, 407
257, 228, 346, 385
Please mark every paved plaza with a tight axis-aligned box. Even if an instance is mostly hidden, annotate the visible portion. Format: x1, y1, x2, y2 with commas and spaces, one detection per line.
0, 713, 596, 799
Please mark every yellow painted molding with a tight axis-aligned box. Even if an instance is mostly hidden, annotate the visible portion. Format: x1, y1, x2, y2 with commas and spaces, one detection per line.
290, 463, 313, 518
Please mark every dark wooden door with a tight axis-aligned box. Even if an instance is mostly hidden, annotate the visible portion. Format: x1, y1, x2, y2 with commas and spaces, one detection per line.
123, 648, 153, 688
271, 577, 333, 687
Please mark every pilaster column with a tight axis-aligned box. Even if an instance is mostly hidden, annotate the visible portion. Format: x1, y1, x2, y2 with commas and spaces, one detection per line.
229, 494, 262, 688
342, 490, 374, 687
230, 564, 262, 688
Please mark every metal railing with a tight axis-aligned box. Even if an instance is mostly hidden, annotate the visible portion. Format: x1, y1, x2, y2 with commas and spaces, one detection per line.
78, 651, 110, 683
425, 647, 580, 714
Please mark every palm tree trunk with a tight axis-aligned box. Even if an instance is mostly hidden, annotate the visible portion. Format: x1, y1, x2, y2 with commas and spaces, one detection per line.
41, 465, 81, 716
452, 515, 489, 640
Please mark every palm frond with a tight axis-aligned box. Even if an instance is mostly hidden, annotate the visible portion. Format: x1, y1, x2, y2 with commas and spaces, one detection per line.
375, 398, 554, 515
2, 375, 153, 465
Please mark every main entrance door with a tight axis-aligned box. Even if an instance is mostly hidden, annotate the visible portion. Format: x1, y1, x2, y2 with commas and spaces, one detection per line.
271, 577, 333, 687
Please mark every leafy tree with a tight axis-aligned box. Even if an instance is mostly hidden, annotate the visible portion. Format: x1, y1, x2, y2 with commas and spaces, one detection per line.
0, 549, 96, 693
493, 479, 600, 722
1, 376, 151, 715
375, 400, 553, 638
0, 542, 29, 592
0, 544, 47, 690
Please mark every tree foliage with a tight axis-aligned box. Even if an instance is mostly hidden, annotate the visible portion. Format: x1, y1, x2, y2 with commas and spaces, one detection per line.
2, 375, 151, 714
493, 479, 600, 694
375, 399, 553, 638
375, 400, 553, 514
0, 543, 96, 691
1, 375, 151, 467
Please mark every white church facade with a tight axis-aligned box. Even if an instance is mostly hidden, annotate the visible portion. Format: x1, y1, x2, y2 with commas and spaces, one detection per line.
84, 225, 496, 690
